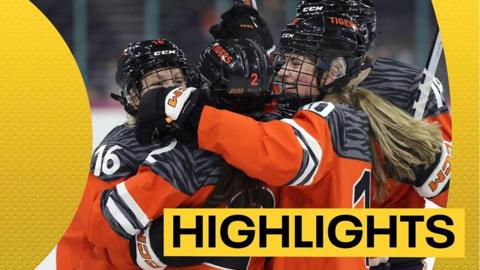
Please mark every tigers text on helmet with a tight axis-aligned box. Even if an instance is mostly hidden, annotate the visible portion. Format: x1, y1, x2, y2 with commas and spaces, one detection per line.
198, 38, 274, 114
114, 39, 195, 115
296, 0, 376, 50
275, 11, 367, 110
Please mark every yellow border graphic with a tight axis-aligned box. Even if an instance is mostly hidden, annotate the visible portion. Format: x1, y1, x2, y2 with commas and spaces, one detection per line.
432, 0, 479, 269
0, 1, 91, 269
0, 0, 477, 269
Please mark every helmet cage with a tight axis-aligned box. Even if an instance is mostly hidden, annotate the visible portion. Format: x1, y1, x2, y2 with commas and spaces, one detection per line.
274, 13, 366, 110
115, 39, 194, 115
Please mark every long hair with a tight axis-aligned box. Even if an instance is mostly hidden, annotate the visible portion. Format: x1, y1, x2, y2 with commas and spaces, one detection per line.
324, 84, 443, 200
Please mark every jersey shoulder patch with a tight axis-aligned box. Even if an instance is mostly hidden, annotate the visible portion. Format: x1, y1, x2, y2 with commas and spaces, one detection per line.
145, 141, 225, 195
302, 102, 371, 162
90, 124, 169, 181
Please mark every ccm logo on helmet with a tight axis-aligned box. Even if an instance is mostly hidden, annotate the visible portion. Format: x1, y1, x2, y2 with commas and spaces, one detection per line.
302, 6, 323, 12
282, 33, 294, 39
212, 44, 233, 64
328, 16, 359, 30
154, 50, 176, 56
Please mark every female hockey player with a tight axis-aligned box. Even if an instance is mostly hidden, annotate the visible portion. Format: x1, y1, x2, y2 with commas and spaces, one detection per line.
295, 2, 452, 269
93, 38, 276, 270
209, 2, 452, 268
55, 38, 197, 270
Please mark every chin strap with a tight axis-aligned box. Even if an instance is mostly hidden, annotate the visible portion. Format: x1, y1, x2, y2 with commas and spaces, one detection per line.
111, 89, 138, 116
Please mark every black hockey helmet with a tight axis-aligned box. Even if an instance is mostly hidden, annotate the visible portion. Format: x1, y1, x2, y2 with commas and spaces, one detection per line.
198, 38, 274, 114
296, 0, 376, 50
275, 11, 367, 109
114, 39, 195, 115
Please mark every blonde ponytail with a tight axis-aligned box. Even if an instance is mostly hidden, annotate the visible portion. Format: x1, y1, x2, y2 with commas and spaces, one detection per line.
324, 85, 443, 200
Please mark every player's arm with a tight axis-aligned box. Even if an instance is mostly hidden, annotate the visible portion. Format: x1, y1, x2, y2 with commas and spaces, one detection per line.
97, 167, 190, 240
412, 76, 452, 206
421, 118, 451, 208
199, 100, 374, 191
135, 88, 358, 188
416, 76, 452, 141
82, 143, 192, 247
77, 142, 143, 248
197, 105, 336, 187
98, 140, 221, 241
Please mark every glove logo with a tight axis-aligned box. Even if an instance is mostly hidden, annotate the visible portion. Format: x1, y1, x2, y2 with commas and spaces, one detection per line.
167, 89, 185, 108
164, 87, 196, 122
136, 231, 163, 269
428, 141, 452, 192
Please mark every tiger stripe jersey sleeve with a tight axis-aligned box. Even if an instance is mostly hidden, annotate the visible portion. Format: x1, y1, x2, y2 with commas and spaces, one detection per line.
80, 167, 191, 246
100, 168, 191, 239
75, 125, 175, 248
197, 102, 371, 188
99, 141, 224, 239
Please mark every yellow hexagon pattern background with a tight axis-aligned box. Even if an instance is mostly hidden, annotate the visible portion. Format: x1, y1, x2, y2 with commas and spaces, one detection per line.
0, 1, 91, 269
0, 0, 478, 269
432, 0, 479, 268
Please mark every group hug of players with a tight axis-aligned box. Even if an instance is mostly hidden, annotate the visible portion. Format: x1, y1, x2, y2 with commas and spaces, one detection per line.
55, 0, 452, 269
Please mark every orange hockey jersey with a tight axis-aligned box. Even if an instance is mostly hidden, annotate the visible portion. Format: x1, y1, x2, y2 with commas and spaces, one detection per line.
197, 102, 373, 270
56, 124, 271, 270
57, 124, 168, 270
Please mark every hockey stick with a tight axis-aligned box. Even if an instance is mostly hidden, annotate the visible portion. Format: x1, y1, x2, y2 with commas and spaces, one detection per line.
412, 28, 444, 120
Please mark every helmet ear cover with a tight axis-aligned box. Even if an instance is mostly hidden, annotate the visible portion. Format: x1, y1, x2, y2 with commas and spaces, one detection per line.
198, 38, 275, 114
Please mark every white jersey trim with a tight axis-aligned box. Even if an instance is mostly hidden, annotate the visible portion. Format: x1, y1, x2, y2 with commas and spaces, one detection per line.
116, 181, 151, 228
106, 196, 139, 237
281, 118, 322, 186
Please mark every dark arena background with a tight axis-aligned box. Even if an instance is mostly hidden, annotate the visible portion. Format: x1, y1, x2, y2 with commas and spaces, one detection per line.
32, 0, 450, 147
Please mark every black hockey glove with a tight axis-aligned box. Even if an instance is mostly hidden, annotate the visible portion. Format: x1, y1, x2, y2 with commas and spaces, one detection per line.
129, 217, 204, 268
209, 4, 274, 52
135, 86, 206, 144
